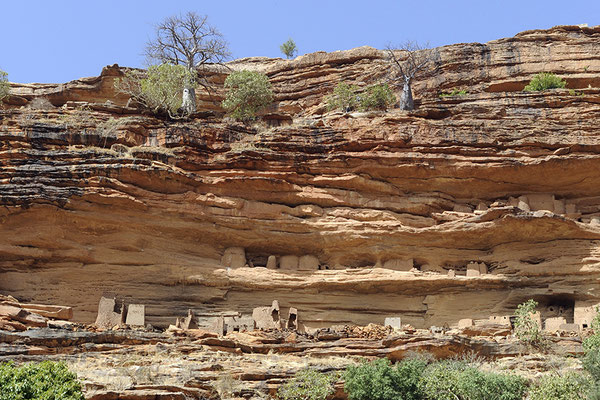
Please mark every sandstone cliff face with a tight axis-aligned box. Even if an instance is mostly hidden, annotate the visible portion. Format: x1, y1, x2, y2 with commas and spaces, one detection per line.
2, 25, 600, 328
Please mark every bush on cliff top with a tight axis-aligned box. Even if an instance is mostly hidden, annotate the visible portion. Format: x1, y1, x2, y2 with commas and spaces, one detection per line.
359, 83, 396, 111
0, 69, 8, 101
523, 72, 567, 91
221, 70, 273, 121
115, 63, 195, 119
326, 82, 359, 112
0, 361, 84, 400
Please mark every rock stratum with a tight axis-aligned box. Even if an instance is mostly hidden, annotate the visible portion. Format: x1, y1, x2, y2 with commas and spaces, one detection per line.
2, 25, 600, 330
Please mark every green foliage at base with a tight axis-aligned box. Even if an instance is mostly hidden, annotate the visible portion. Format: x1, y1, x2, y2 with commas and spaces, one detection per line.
523, 72, 567, 91
115, 63, 195, 118
359, 84, 396, 111
222, 70, 273, 121
343, 358, 526, 400
0, 69, 8, 101
528, 372, 590, 400
277, 369, 336, 400
344, 358, 427, 400
0, 361, 84, 400
514, 299, 543, 346
419, 361, 526, 400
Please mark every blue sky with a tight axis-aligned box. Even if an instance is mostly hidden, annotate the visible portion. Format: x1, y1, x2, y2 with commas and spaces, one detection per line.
2, 1, 599, 83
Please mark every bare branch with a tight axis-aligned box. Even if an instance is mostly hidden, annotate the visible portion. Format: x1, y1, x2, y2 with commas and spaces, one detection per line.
145, 11, 230, 72
384, 41, 437, 111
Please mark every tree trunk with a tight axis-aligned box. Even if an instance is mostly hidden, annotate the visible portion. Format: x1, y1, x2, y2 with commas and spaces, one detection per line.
399, 79, 414, 111
182, 85, 196, 115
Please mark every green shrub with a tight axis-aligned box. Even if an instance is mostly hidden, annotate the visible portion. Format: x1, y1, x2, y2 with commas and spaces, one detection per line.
419, 361, 526, 400
115, 63, 195, 118
280, 38, 298, 59
0, 361, 84, 400
326, 82, 359, 112
344, 358, 426, 400
583, 307, 600, 352
584, 350, 600, 383
0, 69, 8, 101
439, 89, 467, 97
359, 83, 396, 111
278, 368, 336, 400
222, 70, 273, 121
528, 372, 590, 400
514, 299, 543, 346
524, 72, 567, 91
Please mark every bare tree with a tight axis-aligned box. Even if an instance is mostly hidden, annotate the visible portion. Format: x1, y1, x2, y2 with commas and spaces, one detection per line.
145, 12, 230, 115
385, 41, 436, 110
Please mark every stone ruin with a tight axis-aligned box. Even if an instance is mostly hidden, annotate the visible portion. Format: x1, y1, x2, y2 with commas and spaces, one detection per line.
95, 295, 145, 329
383, 259, 413, 271
172, 300, 303, 335
451, 194, 581, 219
253, 300, 282, 330
220, 247, 321, 270
384, 317, 402, 330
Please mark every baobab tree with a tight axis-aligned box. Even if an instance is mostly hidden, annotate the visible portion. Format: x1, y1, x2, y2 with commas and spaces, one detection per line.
145, 12, 230, 115
385, 41, 436, 110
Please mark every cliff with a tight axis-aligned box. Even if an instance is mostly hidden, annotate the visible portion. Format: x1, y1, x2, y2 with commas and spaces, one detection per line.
2, 25, 600, 329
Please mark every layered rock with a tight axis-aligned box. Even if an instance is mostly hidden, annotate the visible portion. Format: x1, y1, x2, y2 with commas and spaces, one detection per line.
2, 26, 600, 328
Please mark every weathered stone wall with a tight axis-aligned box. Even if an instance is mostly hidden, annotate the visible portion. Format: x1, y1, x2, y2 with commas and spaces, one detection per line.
2, 26, 600, 328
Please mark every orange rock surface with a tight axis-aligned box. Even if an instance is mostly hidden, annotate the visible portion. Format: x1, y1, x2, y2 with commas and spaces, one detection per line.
2, 26, 600, 328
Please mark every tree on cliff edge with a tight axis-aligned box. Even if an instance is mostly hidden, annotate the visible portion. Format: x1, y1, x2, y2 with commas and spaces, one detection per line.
385, 41, 436, 110
0, 69, 9, 102
145, 12, 230, 115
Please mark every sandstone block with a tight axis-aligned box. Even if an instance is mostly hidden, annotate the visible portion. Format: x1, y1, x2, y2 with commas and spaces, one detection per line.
508, 197, 519, 207
553, 199, 566, 214
181, 309, 198, 330
280, 255, 299, 270
21, 303, 73, 320
287, 307, 299, 330
383, 258, 413, 271
488, 315, 511, 326
448, 269, 456, 278
221, 247, 246, 269
516, 195, 530, 211
453, 204, 472, 213
544, 317, 567, 332
298, 255, 319, 270
253, 300, 281, 330
559, 323, 580, 332
384, 317, 402, 329
458, 318, 473, 328
210, 316, 225, 335
575, 301, 600, 329
479, 263, 488, 275
0, 304, 48, 327
566, 203, 578, 214
125, 304, 145, 327
95, 296, 125, 329
466, 262, 481, 277
528, 193, 555, 212
266, 255, 277, 269
422, 264, 444, 274
476, 202, 488, 211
